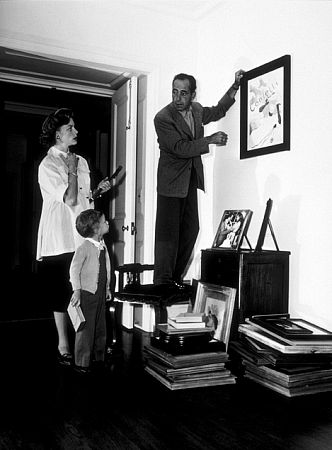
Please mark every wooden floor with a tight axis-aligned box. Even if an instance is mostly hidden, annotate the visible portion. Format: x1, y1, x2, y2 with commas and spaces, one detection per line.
1, 318, 332, 450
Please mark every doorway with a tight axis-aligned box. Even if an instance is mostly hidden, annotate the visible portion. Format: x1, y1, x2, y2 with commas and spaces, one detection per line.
2, 81, 112, 320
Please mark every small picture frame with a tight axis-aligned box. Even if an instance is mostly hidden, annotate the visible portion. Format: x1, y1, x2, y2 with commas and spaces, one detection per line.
255, 198, 273, 252
212, 209, 253, 250
193, 282, 236, 346
240, 55, 291, 159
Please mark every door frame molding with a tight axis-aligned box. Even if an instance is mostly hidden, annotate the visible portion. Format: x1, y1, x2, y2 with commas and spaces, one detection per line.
0, 31, 158, 266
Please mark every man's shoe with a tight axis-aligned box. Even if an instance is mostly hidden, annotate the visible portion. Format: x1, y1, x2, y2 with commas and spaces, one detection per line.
172, 281, 192, 292
153, 281, 192, 294
57, 352, 73, 366
74, 365, 91, 375
153, 283, 177, 294
92, 360, 106, 372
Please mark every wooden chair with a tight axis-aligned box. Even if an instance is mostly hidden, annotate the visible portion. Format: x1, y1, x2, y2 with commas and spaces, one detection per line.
114, 263, 192, 332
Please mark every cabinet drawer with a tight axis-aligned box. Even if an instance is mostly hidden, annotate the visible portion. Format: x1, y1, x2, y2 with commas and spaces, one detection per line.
201, 251, 239, 288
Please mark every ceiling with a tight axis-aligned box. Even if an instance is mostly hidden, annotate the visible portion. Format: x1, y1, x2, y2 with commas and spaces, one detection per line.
122, 0, 223, 20
0, 1, 222, 95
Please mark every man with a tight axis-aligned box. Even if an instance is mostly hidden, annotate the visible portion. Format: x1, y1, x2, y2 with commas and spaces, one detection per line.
153, 70, 245, 289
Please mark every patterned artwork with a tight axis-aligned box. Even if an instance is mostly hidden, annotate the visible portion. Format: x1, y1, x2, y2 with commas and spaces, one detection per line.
248, 67, 284, 150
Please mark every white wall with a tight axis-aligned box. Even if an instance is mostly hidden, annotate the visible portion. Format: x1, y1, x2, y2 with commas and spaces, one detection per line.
195, 0, 332, 329
1, 0, 331, 329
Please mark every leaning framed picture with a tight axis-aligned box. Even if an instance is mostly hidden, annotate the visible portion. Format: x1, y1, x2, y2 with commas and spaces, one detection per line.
255, 198, 273, 252
212, 209, 253, 250
193, 282, 236, 346
240, 55, 291, 159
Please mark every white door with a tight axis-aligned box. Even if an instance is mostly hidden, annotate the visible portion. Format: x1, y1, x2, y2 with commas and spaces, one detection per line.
111, 77, 138, 267
135, 75, 148, 263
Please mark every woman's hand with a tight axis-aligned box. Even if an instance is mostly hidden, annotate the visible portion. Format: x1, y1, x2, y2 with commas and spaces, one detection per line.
60, 152, 79, 174
97, 177, 112, 194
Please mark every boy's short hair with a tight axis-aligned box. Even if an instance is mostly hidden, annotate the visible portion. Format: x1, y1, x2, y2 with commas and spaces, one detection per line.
76, 209, 102, 238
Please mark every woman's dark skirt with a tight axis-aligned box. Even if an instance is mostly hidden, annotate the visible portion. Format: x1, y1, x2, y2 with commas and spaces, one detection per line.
38, 252, 74, 312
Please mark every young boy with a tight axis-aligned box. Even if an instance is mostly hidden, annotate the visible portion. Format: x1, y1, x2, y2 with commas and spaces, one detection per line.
69, 209, 111, 374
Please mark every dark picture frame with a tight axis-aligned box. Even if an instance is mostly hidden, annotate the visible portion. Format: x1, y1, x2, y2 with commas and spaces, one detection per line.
212, 209, 253, 251
255, 198, 273, 251
250, 314, 332, 341
240, 55, 291, 159
193, 282, 236, 345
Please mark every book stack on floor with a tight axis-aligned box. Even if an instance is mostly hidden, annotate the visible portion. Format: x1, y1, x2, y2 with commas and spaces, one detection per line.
143, 316, 236, 390
229, 313, 332, 397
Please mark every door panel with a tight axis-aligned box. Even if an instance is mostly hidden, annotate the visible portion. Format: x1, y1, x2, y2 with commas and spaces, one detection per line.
111, 77, 137, 267
135, 75, 147, 264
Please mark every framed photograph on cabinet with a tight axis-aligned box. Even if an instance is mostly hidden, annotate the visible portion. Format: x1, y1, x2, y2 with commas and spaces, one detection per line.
193, 282, 236, 345
255, 198, 273, 251
240, 55, 291, 159
212, 209, 253, 250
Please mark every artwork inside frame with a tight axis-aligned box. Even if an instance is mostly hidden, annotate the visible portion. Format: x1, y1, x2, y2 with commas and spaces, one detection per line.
193, 282, 236, 346
212, 209, 253, 250
240, 54, 291, 159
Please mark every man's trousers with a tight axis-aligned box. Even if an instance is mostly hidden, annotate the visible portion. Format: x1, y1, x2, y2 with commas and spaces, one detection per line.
153, 172, 199, 285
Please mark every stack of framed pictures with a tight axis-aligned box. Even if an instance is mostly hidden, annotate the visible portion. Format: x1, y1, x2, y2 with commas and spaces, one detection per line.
144, 343, 235, 391
144, 282, 237, 390
230, 313, 332, 397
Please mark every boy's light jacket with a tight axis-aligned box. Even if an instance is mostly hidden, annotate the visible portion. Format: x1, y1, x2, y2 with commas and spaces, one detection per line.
70, 240, 111, 294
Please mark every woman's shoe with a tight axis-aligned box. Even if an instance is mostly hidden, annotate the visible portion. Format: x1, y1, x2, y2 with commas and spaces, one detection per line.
57, 352, 73, 366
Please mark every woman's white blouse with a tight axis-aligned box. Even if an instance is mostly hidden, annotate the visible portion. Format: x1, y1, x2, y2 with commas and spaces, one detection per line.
36, 146, 93, 260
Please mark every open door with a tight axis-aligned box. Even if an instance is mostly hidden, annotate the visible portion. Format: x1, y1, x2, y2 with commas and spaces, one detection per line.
111, 77, 137, 267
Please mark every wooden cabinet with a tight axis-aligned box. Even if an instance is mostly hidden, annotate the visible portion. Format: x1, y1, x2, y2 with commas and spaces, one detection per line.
200, 249, 290, 331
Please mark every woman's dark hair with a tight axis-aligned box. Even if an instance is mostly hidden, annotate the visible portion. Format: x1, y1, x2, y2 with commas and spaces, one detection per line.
76, 209, 102, 238
173, 73, 197, 93
39, 108, 74, 148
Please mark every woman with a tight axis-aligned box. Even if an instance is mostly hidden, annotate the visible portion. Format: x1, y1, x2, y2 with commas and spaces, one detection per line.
37, 108, 111, 365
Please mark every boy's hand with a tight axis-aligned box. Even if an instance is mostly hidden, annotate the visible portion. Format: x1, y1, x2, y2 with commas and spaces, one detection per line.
70, 290, 81, 307
106, 288, 112, 302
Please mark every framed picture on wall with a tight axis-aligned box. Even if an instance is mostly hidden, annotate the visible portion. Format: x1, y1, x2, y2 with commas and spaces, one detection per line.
212, 209, 253, 251
240, 55, 291, 159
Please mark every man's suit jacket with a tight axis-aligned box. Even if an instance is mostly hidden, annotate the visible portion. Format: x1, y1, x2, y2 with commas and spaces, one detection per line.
154, 93, 235, 198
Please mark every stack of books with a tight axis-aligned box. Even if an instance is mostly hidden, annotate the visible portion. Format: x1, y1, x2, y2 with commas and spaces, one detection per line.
229, 313, 332, 397
166, 300, 192, 321
143, 322, 236, 390
167, 312, 207, 330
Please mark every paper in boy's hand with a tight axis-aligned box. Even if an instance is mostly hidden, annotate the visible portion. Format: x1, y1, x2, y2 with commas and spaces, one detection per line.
67, 303, 86, 332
